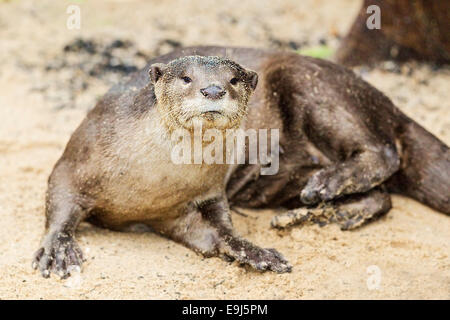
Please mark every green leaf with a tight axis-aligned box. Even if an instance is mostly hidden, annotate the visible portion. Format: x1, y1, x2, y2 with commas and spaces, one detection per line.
298, 45, 334, 60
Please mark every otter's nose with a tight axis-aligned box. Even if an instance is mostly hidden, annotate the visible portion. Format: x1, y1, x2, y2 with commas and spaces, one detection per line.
200, 85, 226, 100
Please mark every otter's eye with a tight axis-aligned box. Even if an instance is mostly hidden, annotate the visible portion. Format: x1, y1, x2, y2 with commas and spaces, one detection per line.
182, 76, 192, 84
230, 77, 239, 85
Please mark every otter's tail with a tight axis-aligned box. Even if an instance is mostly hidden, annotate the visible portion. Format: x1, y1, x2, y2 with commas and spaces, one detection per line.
387, 119, 450, 214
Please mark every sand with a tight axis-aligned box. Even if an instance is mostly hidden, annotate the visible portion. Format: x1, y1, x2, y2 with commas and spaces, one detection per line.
0, 0, 448, 299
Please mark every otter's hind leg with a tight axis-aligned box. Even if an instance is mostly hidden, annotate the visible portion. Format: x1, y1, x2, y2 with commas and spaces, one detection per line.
272, 188, 391, 230
33, 168, 86, 278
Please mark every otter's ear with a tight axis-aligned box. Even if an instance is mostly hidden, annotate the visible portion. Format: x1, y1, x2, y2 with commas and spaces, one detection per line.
149, 63, 167, 84
246, 70, 258, 90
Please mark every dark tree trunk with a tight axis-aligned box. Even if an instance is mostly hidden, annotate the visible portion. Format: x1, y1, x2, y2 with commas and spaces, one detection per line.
335, 0, 450, 66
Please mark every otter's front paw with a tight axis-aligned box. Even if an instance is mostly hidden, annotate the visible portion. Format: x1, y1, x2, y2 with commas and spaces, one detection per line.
222, 237, 292, 273
32, 232, 83, 279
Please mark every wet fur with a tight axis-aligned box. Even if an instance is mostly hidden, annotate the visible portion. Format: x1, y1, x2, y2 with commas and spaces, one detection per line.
33, 46, 450, 278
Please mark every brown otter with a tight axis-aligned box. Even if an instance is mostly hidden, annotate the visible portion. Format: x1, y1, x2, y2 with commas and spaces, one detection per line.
33, 46, 449, 278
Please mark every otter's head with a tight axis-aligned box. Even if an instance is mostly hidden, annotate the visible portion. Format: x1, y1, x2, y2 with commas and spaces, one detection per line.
149, 56, 258, 131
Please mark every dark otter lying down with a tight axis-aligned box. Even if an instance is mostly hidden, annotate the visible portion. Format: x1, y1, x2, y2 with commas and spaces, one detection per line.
33, 46, 450, 278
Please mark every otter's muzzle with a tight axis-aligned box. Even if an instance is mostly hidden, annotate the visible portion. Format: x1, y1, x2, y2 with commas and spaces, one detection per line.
200, 85, 226, 100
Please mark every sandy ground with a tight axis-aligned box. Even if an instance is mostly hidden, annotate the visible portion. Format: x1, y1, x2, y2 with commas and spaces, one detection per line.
0, 0, 449, 299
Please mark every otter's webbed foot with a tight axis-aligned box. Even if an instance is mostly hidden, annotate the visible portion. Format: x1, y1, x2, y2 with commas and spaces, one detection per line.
300, 168, 341, 204
220, 236, 291, 273
300, 146, 399, 205
32, 232, 83, 279
170, 197, 292, 273
273, 188, 391, 230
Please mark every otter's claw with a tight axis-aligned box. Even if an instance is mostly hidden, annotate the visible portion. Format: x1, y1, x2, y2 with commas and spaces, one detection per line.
300, 169, 343, 204
32, 232, 83, 279
221, 238, 292, 273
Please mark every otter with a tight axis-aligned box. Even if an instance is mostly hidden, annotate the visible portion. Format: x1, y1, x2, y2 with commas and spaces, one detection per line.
33, 46, 450, 278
